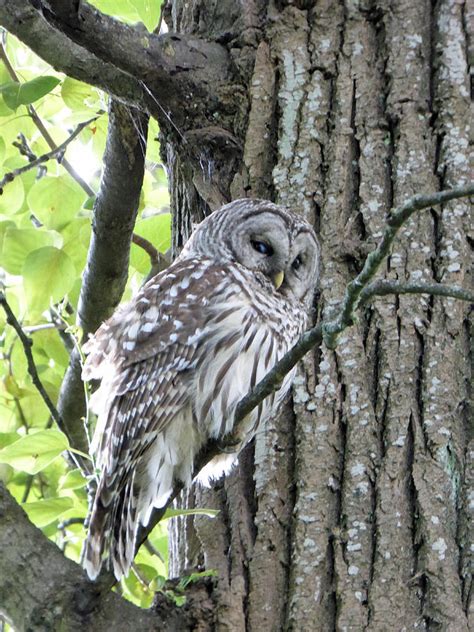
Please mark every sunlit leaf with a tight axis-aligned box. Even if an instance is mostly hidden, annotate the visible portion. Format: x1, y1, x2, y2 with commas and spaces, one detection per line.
0, 433, 21, 449
61, 217, 91, 270
90, 0, 140, 22
2, 227, 59, 275
61, 77, 99, 111
3, 374, 26, 398
129, 0, 161, 31
0, 77, 61, 110
23, 496, 74, 527
122, 563, 157, 608
89, 113, 108, 156
27, 175, 86, 230
146, 118, 161, 163
0, 136, 6, 164
32, 328, 70, 372
59, 468, 88, 491
0, 429, 70, 474
0, 219, 15, 244
0, 463, 14, 484
22, 246, 76, 314
178, 569, 218, 590
0, 175, 25, 215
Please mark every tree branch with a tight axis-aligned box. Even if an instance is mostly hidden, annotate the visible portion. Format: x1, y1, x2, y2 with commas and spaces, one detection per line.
57, 100, 149, 459
0, 116, 98, 192
0, 43, 95, 197
0, 292, 87, 472
359, 279, 474, 306
0, 3, 144, 112
232, 184, 474, 432
321, 185, 474, 348
131, 233, 159, 266
0, 483, 201, 632
0, 1, 231, 127
137, 184, 474, 552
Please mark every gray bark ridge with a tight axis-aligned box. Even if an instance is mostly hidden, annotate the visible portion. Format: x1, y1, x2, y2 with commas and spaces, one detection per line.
0, 482, 210, 631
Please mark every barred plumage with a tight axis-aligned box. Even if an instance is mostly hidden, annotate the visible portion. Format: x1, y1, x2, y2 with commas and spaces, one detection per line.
82, 199, 319, 580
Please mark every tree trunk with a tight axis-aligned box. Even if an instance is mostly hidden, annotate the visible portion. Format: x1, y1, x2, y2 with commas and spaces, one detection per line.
163, 1, 472, 630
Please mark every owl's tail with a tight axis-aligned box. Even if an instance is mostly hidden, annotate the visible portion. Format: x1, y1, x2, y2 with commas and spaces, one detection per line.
82, 474, 138, 581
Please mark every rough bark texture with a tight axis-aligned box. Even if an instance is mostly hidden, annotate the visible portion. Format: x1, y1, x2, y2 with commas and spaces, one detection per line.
165, 1, 472, 631
0, 483, 217, 632
58, 100, 149, 461
0, 0, 471, 630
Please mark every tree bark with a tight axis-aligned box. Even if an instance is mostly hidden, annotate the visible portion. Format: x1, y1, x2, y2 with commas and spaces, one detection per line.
0, 0, 471, 630
0, 483, 215, 631
165, 1, 472, 631
58, 100, 149, 463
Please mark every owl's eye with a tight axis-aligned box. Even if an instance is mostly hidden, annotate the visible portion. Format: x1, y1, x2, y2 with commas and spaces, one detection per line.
251, 240, 274, 256
292, 255, 303, 270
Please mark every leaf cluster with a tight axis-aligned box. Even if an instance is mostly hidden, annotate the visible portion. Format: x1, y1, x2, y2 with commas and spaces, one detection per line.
0, 14, 171, 608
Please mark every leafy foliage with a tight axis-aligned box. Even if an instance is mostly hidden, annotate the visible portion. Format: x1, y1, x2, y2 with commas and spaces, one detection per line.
0, 1, 175, 608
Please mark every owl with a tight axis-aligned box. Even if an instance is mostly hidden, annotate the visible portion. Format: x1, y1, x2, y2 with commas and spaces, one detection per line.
81, 199, 320, 580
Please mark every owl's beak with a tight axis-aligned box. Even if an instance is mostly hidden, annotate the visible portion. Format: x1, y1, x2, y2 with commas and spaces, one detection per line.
272, 270, 285, 290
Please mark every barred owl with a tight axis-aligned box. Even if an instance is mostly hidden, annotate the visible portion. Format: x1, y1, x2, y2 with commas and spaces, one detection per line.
82, 199, 319, 580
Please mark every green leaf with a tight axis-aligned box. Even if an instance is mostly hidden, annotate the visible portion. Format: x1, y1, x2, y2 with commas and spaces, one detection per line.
178, 569, 218, 590
145, 118, 161, 163
0, 77, 61, 110
0, 432, 22, 449
129, 0, 161, 31
122, 563, 157, 607
2, 227, 59, 275
0, 219, 14, 257
23, 496, 74, 527
61, 217, 90, 270
22, 246, 76, 314
0, 429, 70, 474
163, 507, 220, 519
32, 328, 70, 373
59, 468, 88, 490
27, 175, 86, 230
0, 136, 6, 165
3, 374, 26, 398
90, 0, 140, 22
61, 77, 100, 111
0, 175, 25, 215
0, 463, 14, 484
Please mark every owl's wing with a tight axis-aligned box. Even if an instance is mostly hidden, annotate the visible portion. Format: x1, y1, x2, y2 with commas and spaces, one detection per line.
82, 258, 234, 578
83, 258, 223, 470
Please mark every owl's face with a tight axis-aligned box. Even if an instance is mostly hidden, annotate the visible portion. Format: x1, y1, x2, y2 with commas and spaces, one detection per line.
182, 199, 320, 303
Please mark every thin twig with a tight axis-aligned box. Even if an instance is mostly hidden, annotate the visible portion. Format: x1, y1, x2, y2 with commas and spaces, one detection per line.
21, 475, 34, 503
57, 517, 85, 530
0, 117, 98, 191
12, 133, 37, 161
360, 280, 474, 307
131, 184, 474, 577
144, 539, 165, 563
321, 184, 474, 348
0, 294, 62, 426
131, 236, 172, 278
131, 233, 159, 265
23, 322, 64, 334
232, 185, 473, 432
0, 292, 87, 472
0, 42, 96, 197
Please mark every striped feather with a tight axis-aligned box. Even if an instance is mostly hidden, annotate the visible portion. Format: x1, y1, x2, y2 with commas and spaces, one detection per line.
82, 254, 308, 580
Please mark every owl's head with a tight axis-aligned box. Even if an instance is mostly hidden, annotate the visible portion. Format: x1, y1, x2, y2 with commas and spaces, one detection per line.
181, 199, 320, 304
